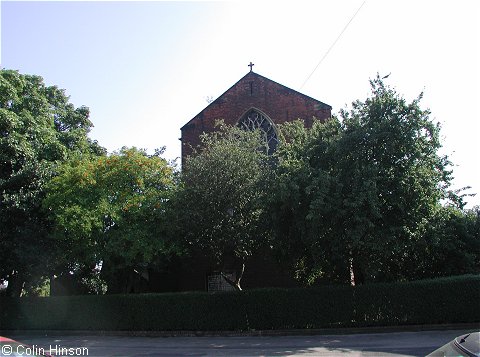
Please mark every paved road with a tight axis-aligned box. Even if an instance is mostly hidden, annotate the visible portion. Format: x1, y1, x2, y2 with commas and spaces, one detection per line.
3, 329, 477, 357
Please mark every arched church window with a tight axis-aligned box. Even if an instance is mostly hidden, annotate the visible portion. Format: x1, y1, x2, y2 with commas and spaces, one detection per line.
238, 108, 278, 155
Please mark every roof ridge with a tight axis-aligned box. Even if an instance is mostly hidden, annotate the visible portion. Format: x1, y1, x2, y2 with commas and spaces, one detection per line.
180, 71, 331, 130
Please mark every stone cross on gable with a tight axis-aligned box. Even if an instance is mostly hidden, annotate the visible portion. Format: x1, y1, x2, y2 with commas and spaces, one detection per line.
248, 62, 254, 72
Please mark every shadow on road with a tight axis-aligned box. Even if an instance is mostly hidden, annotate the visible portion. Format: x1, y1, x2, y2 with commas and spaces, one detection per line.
4, 329, 475, 356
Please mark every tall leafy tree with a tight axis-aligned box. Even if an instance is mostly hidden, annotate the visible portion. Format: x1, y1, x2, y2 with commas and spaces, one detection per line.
0, 69, 103, 296
336, 75, 454, 284
268, 118, 346, 284
270, 75, 459, 285
43, 147, 176, 294
175, 124, 271, 290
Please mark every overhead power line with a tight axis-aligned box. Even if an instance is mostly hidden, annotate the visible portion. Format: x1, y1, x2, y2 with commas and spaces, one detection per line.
300, 0, 367, 90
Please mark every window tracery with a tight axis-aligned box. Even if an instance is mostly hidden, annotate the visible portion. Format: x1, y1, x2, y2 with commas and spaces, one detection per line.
238, 109, 278, 155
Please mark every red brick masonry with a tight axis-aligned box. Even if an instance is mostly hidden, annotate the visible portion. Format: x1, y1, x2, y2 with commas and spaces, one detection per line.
180, 71, 332, 160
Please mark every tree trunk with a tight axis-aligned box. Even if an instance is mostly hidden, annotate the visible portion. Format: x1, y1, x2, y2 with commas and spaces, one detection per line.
221, 262, 245, 291
350, 256, 365, 286
101, 259, 127, 294
6, 270, 25, 297
349, 257, 356, 286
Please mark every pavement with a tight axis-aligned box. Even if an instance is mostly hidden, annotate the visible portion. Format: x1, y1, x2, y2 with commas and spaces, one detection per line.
2, 328, 478, 356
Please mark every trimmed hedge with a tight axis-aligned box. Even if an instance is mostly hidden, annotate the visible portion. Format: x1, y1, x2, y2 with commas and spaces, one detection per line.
0, 291, 249, 331
353, 275, 480, 327
1, 275, 478, 331
243, 285, 355, 330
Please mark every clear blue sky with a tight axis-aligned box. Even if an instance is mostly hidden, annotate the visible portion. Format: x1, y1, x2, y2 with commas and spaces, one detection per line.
1, 0, 479, 207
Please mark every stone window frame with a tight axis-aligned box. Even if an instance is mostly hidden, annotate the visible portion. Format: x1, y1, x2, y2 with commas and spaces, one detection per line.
237, 107, 279, 155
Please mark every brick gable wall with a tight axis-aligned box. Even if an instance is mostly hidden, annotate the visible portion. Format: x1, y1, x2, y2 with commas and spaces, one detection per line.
181, 71, 332, 160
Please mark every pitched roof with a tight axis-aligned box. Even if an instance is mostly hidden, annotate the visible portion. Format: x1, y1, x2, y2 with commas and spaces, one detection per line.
180, 71, 331, 131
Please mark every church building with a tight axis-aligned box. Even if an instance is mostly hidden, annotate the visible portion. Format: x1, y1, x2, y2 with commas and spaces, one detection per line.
180, 63, 332, 161
156, 65, 334, 293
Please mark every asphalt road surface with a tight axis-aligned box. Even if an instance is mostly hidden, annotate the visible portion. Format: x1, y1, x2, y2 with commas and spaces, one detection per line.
3, 329, 477, 357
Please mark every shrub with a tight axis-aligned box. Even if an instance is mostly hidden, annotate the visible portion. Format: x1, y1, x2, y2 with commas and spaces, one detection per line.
353, 275, 480, 327
1, 275, 478, 331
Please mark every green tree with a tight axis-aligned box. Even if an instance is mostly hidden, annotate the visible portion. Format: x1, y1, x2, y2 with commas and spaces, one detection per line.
268, 118, 346, 284
0, 69, 103, 296
416, 206, 480, 278
174, 124, 271, 290
270, 75, 459, 285
336, 76, 455, 284
43, 147, 176, 294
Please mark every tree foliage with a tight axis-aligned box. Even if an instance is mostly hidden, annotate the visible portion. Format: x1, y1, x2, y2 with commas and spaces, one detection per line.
2, 69, 476, 296
417, 206, 480, 278
0, 69, 104, 296
43, 147, 176, 293
269, 75, 466, 285
174, 123, 271, 290
267, 118, 345, 284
